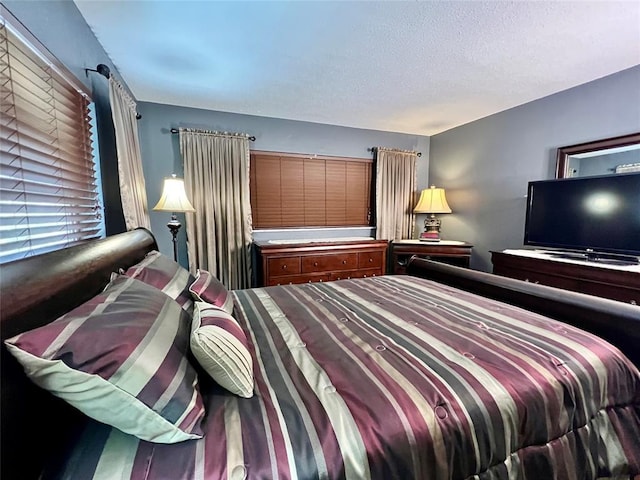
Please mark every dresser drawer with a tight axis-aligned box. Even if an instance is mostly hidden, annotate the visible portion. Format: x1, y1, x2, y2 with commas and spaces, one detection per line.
268, 256, 301, 276
358, 251, 384, 268
301, 253, 358, 273
331, 268, 382, 281
267, 273, 331, 286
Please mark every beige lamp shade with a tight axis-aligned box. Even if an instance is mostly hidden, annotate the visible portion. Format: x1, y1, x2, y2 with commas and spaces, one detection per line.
413, 186, 452, 214
153, 175, 195, 212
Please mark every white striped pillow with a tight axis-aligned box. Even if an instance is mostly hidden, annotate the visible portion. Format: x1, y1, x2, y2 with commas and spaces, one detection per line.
4, 276, 206, 443
190, 302, 254, 398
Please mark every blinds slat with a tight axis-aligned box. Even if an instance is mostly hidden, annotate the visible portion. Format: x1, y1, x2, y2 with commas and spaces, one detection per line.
0, 233, 102, 263
0, 226, 103, 247
0, 174, 97, 195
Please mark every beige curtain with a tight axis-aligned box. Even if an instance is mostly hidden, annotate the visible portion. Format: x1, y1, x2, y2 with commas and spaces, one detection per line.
108, 76, 150, 230
375, 148, 417, 240
179, 128, 253, 289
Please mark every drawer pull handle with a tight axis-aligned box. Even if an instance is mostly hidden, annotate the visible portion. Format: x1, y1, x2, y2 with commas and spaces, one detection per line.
314, 262, 318, 267
342, 260, 347, 264
282, 265, 287, 269
368, 258, 373, 262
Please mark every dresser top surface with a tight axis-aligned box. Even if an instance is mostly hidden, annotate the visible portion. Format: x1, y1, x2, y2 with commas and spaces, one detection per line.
255, 238, 388, 250
495, 249, 640, 273
392, 240, 472, 247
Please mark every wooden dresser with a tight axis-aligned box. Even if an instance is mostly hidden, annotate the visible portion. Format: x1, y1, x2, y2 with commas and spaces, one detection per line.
491, 250, 640, 305
255, 239, 388, 286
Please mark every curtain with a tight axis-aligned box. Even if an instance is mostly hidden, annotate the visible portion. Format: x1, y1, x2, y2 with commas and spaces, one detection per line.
108, 76, 150, 230
179, 128, 253, 289
375, 148, 417, 240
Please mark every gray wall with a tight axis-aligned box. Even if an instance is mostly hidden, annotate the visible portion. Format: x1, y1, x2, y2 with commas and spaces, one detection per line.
3, 1, 132, 234
137, 102, 430, 265
429, 65, 640, 271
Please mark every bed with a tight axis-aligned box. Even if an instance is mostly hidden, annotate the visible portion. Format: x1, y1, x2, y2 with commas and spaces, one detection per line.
1, 228, 639, 480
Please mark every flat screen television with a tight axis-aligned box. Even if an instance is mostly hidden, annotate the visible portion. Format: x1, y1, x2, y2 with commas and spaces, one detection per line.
524, 172, 640, 262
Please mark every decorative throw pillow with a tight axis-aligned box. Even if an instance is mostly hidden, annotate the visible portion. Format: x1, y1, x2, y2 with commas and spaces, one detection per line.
124, 250, 195, 310
189, 269, 234, 314
4, 276, 206, 444
190, 302, 254, 398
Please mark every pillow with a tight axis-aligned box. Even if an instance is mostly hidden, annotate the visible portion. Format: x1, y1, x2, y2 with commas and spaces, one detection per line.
4, 276, 206, 444
189, 269, 234, 314
123, 250, 195, 310
190, 302, 254, 398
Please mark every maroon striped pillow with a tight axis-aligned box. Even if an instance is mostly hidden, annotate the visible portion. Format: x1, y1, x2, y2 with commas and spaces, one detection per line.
190, 302, 254, 398
4, 276, 206, 443
124, 250, 195, 310
189, 269, 234, 314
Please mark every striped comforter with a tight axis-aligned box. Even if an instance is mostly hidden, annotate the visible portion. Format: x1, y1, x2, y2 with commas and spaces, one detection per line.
56, 276, 640, 479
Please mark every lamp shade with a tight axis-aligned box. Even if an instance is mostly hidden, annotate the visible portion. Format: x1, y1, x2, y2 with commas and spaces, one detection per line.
413, 186, 452, 214
153, 175, 195, 212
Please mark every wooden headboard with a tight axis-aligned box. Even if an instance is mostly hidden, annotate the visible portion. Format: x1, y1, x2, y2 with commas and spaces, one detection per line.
407, 257, 640, 367
0, 228, 158, 480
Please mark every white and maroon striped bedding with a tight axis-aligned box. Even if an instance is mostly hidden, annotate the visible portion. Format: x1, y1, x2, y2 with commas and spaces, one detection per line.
124, 250, 195, 311
54, 276, 640, 479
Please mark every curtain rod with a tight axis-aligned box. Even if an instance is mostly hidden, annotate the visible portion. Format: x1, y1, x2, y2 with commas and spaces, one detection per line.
170, 128, 255, 141
85, 63, 142, 120
368, 147, 422, 157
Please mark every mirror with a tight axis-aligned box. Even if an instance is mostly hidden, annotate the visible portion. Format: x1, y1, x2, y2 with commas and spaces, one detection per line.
555, 132, 640, 178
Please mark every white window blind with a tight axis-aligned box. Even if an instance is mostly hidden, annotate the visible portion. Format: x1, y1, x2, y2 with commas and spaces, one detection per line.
0, 15, 104, 264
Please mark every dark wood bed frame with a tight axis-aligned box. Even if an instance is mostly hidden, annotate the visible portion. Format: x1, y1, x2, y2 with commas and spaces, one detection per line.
1, 229, 638, 479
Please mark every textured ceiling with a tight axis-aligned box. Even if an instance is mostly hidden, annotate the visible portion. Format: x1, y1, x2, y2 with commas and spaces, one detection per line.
74, 1, 640, 136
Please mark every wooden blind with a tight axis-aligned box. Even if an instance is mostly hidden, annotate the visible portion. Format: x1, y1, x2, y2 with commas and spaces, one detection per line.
250, 151, 372, 228
0, 17, 103, 263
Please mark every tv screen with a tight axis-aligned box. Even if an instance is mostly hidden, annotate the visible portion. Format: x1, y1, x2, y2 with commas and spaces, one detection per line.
524, 173, 640, 257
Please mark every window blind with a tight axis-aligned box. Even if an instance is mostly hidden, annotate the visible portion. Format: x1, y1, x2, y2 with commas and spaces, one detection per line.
0, 17, 103, 263
250, 151, 372, 229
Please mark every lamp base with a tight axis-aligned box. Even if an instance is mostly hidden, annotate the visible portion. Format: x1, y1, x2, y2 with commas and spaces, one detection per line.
167, 214, 181, 263
419, 234, 441, 242
420, 215, 442, 241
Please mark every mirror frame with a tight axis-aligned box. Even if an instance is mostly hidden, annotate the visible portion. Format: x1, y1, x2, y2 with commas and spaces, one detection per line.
555, 132, 640, 178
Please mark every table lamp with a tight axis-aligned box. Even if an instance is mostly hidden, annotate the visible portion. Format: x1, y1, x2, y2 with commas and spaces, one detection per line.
413, 185, 452, 242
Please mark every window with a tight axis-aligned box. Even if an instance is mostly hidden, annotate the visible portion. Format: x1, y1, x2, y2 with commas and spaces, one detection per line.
250, 151, 373, 229
0, 13, 104, 264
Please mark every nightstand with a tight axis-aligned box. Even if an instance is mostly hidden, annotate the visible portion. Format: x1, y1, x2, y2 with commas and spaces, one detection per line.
391, 240, 473, 274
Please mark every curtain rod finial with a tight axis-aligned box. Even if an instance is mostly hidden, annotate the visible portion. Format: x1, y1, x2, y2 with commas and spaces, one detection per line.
96, 64, 111, 78
84, 63, 111, 79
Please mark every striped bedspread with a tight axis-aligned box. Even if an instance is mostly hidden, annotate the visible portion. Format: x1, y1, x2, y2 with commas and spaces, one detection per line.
56, 276, 640, 479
